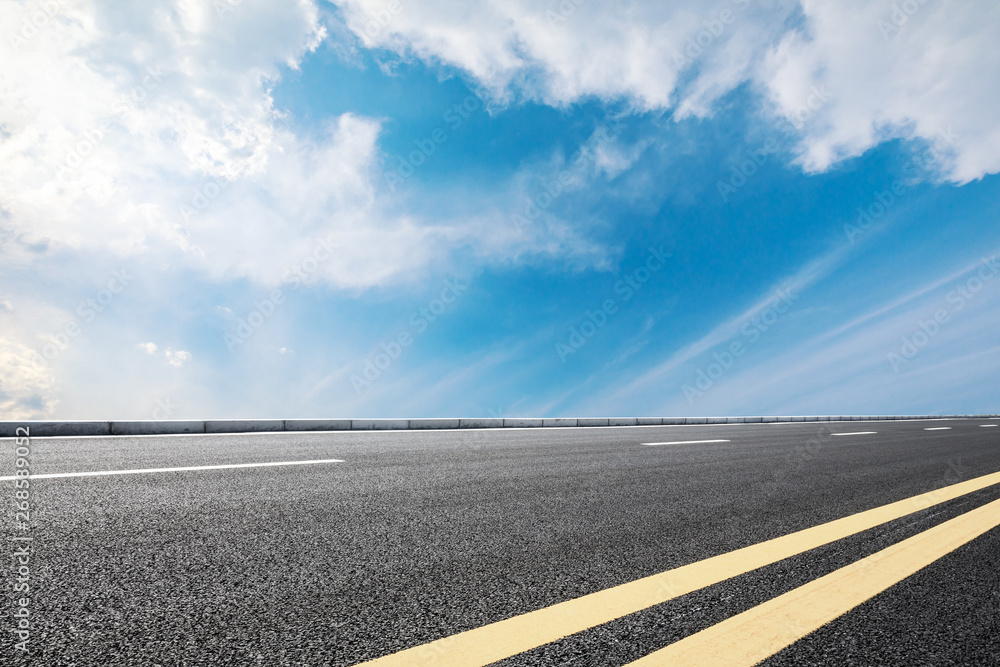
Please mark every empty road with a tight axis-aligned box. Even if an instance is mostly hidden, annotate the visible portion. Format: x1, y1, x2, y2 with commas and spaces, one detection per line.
4, 418, 1000, 665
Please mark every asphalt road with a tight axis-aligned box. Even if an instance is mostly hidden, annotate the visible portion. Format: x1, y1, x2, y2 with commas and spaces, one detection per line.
3, 419, 1000, 665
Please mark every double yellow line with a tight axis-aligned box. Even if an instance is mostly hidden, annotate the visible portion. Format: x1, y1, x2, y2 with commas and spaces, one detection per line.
358, 469, 1000, 666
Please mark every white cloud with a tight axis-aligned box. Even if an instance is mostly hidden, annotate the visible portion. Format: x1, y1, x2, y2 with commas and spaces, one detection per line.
334, 0, 1000, 183
336, 0, 792, 110
0, 337, 58, 419
758, 1, 1000, 183
0, 0, 324, 267
136, 342, 158, 354
0, 0, 579, 293
164, 348, 191, 367
9, 0, 990, 301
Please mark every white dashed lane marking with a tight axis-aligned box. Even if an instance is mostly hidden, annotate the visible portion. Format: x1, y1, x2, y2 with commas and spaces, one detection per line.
0, 458, 345, 481
641, 440, 731, 446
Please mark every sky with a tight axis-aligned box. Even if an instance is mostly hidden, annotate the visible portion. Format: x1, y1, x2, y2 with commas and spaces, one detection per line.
1, 0, 998, 421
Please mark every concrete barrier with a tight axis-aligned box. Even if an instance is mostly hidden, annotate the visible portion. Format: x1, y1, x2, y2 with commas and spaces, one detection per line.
111, 420, 204, 435
458, 418, 504, 429
205, 419, 284, 434
409, 419, 461, 430
504, 418, 544, 428
0, 421, 112, 437
284, 419, 352, 432
352, 419, 409, 430
4, 415, 997, 437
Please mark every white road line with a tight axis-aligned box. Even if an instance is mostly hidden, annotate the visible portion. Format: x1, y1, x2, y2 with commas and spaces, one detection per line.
981, 424, 999, 428
0, 458, 345, 482
642, 439, 731, 446
831, 431, 878, 436
924, 427, 952, 431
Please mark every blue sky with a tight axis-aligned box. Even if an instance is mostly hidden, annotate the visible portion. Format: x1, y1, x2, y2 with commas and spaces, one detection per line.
1, 0, 998, 420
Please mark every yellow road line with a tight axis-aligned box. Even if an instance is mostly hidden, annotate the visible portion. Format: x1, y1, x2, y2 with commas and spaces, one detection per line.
626, 495, 1000, 666
356, 469, 1000, 667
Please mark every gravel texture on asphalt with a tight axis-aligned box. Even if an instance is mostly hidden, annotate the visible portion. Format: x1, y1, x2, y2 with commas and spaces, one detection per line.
2, 419, 998, 665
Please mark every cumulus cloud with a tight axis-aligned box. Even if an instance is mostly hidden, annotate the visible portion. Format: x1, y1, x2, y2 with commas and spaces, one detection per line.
758, 1, 1000, 183
334, 0, 1000, 183
3, 0, 996, 296
0, 337, 58, 419
0, 0, 579, 293
164, 348, 191, 367
336, 0, 792, 110
136, 342, 158, 354
0, 0, 323, 267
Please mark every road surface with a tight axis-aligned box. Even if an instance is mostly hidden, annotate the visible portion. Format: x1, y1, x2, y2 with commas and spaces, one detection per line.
3, 418, 1000, 665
